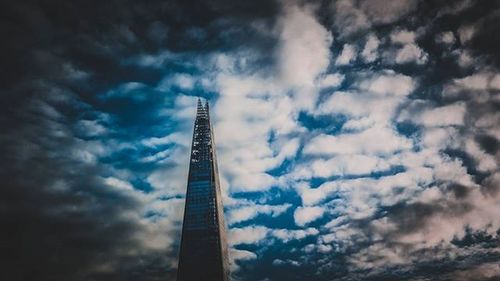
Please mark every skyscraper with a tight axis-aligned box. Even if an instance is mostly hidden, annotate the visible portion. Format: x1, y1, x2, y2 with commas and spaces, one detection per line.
177, 99, 230, 281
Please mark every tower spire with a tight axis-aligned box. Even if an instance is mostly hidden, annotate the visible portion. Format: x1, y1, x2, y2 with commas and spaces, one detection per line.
196, 97, 204, 114
177, 98, 229, 281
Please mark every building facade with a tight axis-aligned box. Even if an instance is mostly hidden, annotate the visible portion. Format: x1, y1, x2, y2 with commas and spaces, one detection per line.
177, 99, 230, 281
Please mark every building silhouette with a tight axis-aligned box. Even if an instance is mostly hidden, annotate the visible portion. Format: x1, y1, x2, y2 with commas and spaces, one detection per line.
177, 99, 230, 281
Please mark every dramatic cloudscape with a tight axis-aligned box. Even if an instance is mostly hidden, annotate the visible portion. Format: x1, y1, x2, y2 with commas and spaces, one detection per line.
1, 0, 499, 280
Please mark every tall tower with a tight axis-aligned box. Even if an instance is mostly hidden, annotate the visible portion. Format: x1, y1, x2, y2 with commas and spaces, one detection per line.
177, 99, 230, 281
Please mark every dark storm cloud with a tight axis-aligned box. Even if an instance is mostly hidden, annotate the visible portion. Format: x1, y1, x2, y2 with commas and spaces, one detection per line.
0, 93, 161, 280
1, 0, 500, 280
0, 0, 280, 93
0, 0, 279, 280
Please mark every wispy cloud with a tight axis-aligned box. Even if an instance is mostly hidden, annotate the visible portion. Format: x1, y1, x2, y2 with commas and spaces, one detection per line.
1, 0, 499, 280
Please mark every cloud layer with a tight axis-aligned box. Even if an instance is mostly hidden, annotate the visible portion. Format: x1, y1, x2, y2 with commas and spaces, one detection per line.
1, 0, 499, 281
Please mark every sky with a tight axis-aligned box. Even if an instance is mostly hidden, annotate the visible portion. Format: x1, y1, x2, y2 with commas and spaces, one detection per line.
1, 0, 499, 280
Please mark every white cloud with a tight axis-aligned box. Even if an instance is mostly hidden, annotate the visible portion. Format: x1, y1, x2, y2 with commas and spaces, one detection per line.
303, 242, 334, 254
230, 248, 257, 272
475, 112, 500, 129
449, 72, 500, 91
230, 248, 257, 264
416, 103, 466, 127
140, 149, 171, 163
104, 82, 148, 100
133, 197, 184, 256
229, 226, 269, 246
131, 50, 179, 68
210, 28, 334, 192
395, 43, 428, 64
272, 259, 300, 266
71, 140, 107, 164
295, 137, 500, 270
303, 127, 412, 156
104, 177, 135, 191
359, 0, 418, 24
278, 5, 332, 87
316, 71, 415, 133
458, 24, 476, 44
172, 73, 195, 90
335, 44, 357, 65
303, 154, 391, 178
332, 0, 418, 35
465, 138, 497, 172
420, 127, 460, 149
141, 132, 188, 147
332, 0, 371, 35
75, 120, 107, 137
294, 182, 337, 206
436, 31, 456, 45
229, 225, 319, 245
218, 133, 300, 192
146, 146, 190, 196
289, 153, 393, 180
319, 73, 345, 88
490, 74, 500, 90
317, 92, 399, 129
361, 34, 380, 62
357, 71, 415, 97
342, 117, 375, 131
230, 172, 277, 192
396, 182, 500, 247
271, 227, 319, 242
294, 163, 436, 208
159, 94, 199, 121
294, 206, 326, 226
204, 5, 334, 195
390, 30, 416, 44
455, 49, 473, 67
227, 203, 292, 225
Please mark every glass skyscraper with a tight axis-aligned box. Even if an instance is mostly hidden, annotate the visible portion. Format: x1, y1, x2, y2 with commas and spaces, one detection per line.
177, 99, 230, 281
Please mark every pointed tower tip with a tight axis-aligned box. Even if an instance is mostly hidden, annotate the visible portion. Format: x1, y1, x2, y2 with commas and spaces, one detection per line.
196, 98, 205, 115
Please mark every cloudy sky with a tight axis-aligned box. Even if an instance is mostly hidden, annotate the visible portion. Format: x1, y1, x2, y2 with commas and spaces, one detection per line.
1, 0, 499, 280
